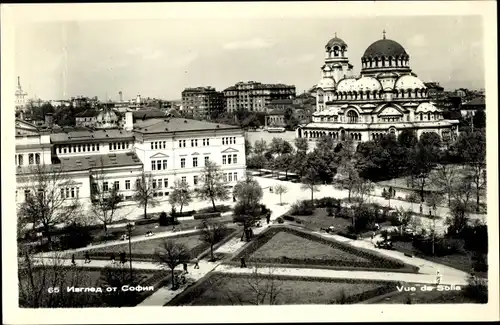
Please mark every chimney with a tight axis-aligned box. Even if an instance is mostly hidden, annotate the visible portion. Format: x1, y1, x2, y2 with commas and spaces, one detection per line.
124, 111, 134, 131
119, 91, 123, 102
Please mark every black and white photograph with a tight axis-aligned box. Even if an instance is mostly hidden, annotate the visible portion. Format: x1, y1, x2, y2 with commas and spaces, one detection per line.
1, 1, 498, 324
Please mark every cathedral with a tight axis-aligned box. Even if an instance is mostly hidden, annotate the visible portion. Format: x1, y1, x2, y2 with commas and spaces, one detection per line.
296, 32, 459, 143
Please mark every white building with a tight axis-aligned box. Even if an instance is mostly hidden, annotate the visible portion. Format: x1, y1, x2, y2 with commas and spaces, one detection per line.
15, 114, 246, 213
297, 32, 460, 143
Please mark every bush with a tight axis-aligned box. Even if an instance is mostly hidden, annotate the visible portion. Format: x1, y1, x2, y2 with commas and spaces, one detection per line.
336, 207, 352, 219
58, 224, 93, 250
389, 212, 402, 226
276, 217, 284, 224
283, 215, 295, 222
193, 212, 221, 220
326, 206, 334, 216
175, 210, 196, 218
314, 197, 341, 208
337, 231, 358, 240
158, 212, 168, 226
290, 200, 315, 216
197, 205, 232, 214
472, 252, 488, 272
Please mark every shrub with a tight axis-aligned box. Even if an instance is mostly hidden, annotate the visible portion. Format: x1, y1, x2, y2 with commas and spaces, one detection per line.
290, 200, 315, 216
135, 218, 159, 226
464, 274, 488, 303
283, 215, 295, 222
412, 236, 461, 256
197, 205, 232, 214
389, 212, 402, 226
158, 212, 168, 226
58, 224, 93, 250
337, 231, 358, 240
326, 206, 334, 216
175, 210, 196, 218
276, 217, 284, 224
336, 207, 351, 219
406, 191, 420, 203
472, 252, 488, 272
315, 197, 341, 208
193, 212, 221, 220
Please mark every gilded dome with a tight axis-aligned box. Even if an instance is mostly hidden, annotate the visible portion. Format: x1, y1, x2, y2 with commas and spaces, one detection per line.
362, 39, 408, 59
395, 75, 426, 90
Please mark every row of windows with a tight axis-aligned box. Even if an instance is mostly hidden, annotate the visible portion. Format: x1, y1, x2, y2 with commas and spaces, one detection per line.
222, 154, 238, 165
61, 187, 80, 199
222, 137, 236, 145
109, 142, 131, 151
15, 153, 41, 166
151, 159, 168, 171
57, 143, 100, 154
151, 141, 167, 150
223, 172, 239, 182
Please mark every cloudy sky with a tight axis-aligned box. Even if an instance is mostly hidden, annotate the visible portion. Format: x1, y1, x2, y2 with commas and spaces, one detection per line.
14, 13, 484, 101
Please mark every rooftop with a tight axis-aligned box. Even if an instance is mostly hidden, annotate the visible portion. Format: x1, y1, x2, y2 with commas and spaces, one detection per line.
133, 118, 240, 134
50, 129, 134, 143
17, 152, 143, 174
462, 97, 485, 107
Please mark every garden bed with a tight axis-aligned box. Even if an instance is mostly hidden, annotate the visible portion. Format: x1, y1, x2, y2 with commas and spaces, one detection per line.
81, 228, 235, 261
231, 226, 419, 272
18, 266, 169, 307
167, 272, 397, 306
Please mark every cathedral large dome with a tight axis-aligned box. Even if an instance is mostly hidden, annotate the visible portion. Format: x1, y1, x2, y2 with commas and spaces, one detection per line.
362, 39, 408, 60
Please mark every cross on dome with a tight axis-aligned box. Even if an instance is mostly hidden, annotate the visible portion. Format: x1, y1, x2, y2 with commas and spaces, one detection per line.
334, 32, 337, 37
383, 29, 386, 39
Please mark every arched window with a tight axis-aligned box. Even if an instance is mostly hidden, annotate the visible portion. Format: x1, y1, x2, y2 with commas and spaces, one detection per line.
347, 110, 359, 123
35, 153, 40, 165
427, 112, 431, 120
333, 46, 339, 57
29, 154, 34, 165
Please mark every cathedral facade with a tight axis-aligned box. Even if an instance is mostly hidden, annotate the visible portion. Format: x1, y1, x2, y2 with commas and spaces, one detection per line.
297, 33, 459, 143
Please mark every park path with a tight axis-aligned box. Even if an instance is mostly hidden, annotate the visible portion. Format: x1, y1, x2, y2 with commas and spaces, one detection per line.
215, 264, 469, 287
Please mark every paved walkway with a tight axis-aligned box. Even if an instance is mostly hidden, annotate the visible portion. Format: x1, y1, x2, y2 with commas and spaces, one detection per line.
215, 265, 468, 286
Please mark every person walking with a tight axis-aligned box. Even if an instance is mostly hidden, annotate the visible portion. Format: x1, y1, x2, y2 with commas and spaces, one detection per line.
84, 252, 91, 264
183, 262, 188, 274
120, 251, 126, 264
110, 253, 116, 264
435, 270, 442, 285
233, 195, 236, 202
71, 254, 76, 266
194, 258, 200, 269
266, 211, 271, 225
240, 257, 247, 268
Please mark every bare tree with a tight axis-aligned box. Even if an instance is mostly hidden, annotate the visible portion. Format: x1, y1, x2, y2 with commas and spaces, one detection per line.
133, 171, 159, 219
18, 249, 95, 307
168, 179, 192, 215
198, 160, 230, 212
336, 161, 360, 202
273, 184, 288, 205
451, 173, 474, 207
153, 239, 191, 289
200, 220, 227, 261
18, 164, 81, 246
431, 164, 458, 207
89, 162, 124, 233
226, 267, 283, 305
352, 177, 374, 205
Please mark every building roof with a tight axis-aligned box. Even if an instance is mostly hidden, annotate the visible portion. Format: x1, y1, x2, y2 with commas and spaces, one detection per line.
462, 97, 485, 107
75, 109, 98, 118
362, 38, 408, 59
17, 152, 143, 175
50, 129, 134, 143
133, 118, 240, 134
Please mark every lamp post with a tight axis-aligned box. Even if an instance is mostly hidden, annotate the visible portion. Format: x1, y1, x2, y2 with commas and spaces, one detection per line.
125, 223, 133, 279
429, 208, 435, 256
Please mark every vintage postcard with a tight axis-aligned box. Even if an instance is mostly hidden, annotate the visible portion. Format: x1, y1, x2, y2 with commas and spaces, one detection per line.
1, 1, 498, 324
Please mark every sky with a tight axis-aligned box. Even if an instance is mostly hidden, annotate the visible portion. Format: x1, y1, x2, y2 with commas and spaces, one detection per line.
14, 14, 484, 102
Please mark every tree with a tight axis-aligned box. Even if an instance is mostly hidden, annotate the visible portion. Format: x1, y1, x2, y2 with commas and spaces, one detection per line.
244, 137, 253, 156
284, 106, 299, 130
153, 239, 191, 290
133, 171, 159, 219
233, 177, 263, 241
273, 184, 288, 205
274, 153, 295, 180
352, 178, 374, 205
18, 250, 96, 307
445, 201, 469, 236
89, 162, 124, 233
451, 173, 474, 207
472, 110, 486, 129
269, 138, 294, 158
168, 179, 192, 215
99, 264, 138, 307
226, 267, 283, 305
301, 168, 321, 202
411, 133, 443, 202
18, 164, 81, 247
394, 207, 413, 235
431, 164, 458, 207
199, 160, 230, 211
336, 160, 360, 202
425, 192, 444, 255
294, 137, 309, 153
253, 140, 268, 156
200, 221, 228, 261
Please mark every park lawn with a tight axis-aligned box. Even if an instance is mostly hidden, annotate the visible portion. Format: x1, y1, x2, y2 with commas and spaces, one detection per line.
251, 231, 371, 263
367, 283, 479, 304
292, 208, 352, 232
83, 233, 205, 259
169, 273, 393, 306
18, 266, 168, 307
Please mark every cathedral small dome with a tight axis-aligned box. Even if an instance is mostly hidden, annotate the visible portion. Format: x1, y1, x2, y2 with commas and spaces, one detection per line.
326, 36, 347, 49
416, 102, 438, 112
395, 75, 426, 90
356, 77, 382, 91
336, 78, 358, 92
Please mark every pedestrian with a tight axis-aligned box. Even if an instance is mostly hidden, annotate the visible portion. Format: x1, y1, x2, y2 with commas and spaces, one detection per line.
110, 253, 116, 264
71, 254, 76, 266
266, 211, 271, 225
435, 270, 442, 285
269, 187, 273, 193
233, 195, 236, 202
183, 262, 188, 274
84, 252, 91, 264
120, 251, 126, 264
194, 258, 200, 269
240, 257, 247, 268
419, 204, 423, 215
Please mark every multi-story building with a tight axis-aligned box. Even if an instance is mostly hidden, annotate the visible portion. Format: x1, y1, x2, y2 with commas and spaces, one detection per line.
223, 81, 296, 113
298, 32, 460, 143
15, 114, 246, 212
181, 87, 225, 120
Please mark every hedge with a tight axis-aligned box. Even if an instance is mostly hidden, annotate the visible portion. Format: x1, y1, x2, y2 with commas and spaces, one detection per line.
197, 205, 232, 214
193, 212, 222, 220
283, 215, 295, 222
134, 218, 160, 226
